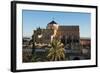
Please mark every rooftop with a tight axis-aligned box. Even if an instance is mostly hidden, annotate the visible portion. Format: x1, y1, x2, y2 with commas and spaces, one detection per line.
58, 26, 79, 31
48, 20, 58, 25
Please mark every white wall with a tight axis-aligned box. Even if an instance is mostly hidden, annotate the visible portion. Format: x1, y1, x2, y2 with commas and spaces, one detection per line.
0, 0, 99, 73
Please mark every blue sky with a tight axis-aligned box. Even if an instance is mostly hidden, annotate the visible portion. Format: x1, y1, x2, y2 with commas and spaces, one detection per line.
22, 10, 91, 38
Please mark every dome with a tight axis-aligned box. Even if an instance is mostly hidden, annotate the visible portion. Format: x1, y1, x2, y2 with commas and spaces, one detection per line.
48, 20, 58, 25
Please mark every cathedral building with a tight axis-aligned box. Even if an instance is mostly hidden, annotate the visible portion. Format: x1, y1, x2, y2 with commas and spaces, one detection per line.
33, 20, 80, 49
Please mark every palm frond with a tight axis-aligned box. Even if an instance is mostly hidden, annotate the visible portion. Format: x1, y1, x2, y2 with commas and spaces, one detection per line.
47, 39, 65, 61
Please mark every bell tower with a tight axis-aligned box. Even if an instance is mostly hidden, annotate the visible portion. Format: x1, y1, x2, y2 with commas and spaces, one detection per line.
47, 20, 59, 30
47, 20, 59, 41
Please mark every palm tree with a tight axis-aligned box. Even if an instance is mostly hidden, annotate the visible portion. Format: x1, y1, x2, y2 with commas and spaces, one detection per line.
47, 39, 65, 61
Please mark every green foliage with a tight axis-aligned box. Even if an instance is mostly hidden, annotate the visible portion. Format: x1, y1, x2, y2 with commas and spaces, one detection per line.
47, 39, 65, 61
31, 55, 37, 62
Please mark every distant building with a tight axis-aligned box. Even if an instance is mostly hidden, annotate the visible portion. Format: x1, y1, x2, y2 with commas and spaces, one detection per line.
23, 37, 31, 47
80, 38, 91, 48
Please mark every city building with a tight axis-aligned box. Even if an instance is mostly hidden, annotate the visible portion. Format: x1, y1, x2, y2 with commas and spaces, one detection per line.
33, 20, 80, 49
80, 38, 91, 48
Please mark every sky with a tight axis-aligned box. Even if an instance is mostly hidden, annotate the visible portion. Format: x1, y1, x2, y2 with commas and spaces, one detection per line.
22, 10, 91, 38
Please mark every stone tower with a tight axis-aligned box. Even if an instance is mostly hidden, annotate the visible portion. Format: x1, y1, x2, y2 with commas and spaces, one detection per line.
47, 20, 59, 41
